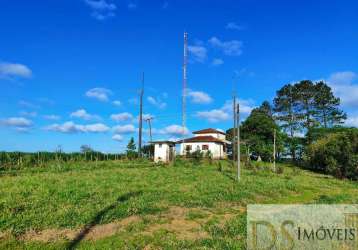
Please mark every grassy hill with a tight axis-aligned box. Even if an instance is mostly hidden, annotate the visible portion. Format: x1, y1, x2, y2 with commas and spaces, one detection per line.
1, 160, 357, 249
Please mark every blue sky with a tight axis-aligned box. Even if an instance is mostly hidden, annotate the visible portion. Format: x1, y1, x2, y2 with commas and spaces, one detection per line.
1, 0, 358, 152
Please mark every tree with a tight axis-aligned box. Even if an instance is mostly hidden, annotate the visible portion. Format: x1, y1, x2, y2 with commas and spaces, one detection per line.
259, 100, 273, 118
241, 101, 284, 161
294, 80, 318, 131
313, 81, 346, 128
273, 84, 300, 160
80, 145, 93, 153
307, 128, 358, 179
126, 137, 137, 159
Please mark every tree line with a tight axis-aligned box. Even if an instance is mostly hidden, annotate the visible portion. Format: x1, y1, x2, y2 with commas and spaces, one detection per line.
227, 80, 357, 179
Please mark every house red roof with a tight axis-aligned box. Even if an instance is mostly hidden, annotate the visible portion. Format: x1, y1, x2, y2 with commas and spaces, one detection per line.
177, 136, 226, 144
192, 128, 226, 135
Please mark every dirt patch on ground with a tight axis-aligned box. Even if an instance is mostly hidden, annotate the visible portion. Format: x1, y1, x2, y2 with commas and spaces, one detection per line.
142, 206, 210, 240
15, 204, 245, 243
0, 231, 11, 240
19, 215, 141, 242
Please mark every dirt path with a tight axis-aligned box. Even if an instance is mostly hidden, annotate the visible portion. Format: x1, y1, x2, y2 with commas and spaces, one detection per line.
8, 203, 245, 243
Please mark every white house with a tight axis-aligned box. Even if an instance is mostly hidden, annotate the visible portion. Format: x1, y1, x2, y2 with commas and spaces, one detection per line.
179, 128, 230, 159
151, 141, 176, 163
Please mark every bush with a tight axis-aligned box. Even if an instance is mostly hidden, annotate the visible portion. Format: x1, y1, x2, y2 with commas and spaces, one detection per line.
276, 165, 284, 174
190, 150, 204, 166
306, 129, 358, 179
217, 161, 223, 172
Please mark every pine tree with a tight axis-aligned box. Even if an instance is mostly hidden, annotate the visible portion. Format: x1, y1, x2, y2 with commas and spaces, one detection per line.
314, 81, 346, 128
126, 137, 137, 159
273, 84, 300, 160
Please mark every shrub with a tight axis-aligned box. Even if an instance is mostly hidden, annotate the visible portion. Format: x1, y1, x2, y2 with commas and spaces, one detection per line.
190, 150, 203, 166
306, 129, 358, 179
276, 165, 284, 174
217, 161, 223, 172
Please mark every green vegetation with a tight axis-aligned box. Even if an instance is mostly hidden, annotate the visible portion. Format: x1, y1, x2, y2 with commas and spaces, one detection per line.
0, 151, 124, 171
1, 160, 358, 249
307, 128, 358, 179
126, 137, 138, 159
273, 80, 346, 160
240, 101, 284, 161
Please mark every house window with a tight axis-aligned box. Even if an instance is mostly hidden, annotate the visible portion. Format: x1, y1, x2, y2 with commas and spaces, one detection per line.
185, 145, 192, 151
202, 145, 209, 150
159, 144, 162, 148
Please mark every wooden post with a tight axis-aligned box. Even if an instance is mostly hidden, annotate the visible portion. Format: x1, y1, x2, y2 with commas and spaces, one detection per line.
232, 94, 237, 165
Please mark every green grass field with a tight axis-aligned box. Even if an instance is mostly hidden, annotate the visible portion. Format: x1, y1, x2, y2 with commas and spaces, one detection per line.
1, 160, 358, 249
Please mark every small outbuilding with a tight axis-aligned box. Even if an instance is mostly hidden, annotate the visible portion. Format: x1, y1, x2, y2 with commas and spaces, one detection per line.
151, 141, 176, 163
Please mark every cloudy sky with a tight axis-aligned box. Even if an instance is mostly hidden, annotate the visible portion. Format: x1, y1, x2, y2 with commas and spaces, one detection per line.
1, 0, 358, 152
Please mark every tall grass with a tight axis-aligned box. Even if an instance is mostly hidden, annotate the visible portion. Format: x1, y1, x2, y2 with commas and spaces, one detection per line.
0, 151, 126, 171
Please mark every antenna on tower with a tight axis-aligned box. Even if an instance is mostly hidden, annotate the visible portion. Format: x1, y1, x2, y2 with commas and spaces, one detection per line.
182, 32, 188, 153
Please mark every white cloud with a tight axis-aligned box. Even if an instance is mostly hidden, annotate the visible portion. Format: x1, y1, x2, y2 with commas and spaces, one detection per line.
19, 111, 37, 118
45, 121, 109, 133
328, 71, 358, 107
187, 89, 213, 104
85, 88, 112, 102
70, 109, 101, 121
113, 124, 136, 134
112, 100, 121, 106
188, 45, 207, 63
345, 116, 358, 127
196, 109, 230, 123
84, 0, 116, 10
196, 98, 255, 123
141, 113, 154, 121
112, 134, 123, 141
328, 71, 356, 85
84, 0, 116, 20
110, 112, 133, 122
208, 37, 243, 56
211, 58, 224, 66
43, 115, 61, 121
159, 124, 189, 136
226, 22, 245, 31
147, 96, 167, 109
222, 99, 255, 115
0, 62, 32, 79
1, 117, 33, 128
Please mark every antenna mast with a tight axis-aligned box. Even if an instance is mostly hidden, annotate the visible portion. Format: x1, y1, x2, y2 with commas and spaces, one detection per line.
138, 72, 144, 157
182, 32, 188, 152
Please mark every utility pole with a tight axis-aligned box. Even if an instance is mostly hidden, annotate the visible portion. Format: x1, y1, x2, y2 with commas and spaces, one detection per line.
182, 32, 188, 155
237, 103, 240, 181
145, 117, 153, 142
145, 117, 153, 159
232, 94, 237, 163
138, 72, 144, 157
273, 128, 276, 172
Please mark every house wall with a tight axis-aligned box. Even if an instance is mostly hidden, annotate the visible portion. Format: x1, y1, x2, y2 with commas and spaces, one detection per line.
194, 133, 226, 141
154, 143, 174, 163
180, 142, 226, 159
